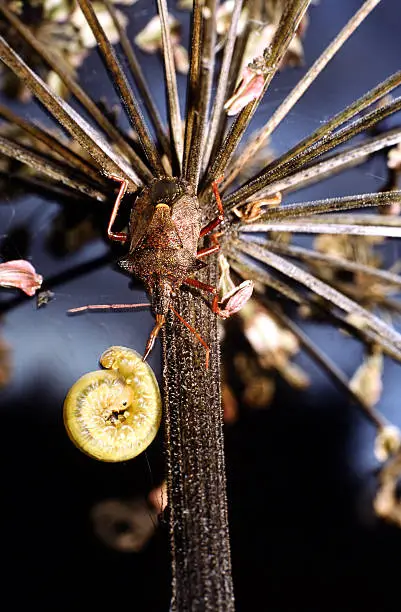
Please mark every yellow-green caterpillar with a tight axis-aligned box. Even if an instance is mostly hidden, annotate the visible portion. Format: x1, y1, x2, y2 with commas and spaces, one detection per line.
63, 346, 161, 462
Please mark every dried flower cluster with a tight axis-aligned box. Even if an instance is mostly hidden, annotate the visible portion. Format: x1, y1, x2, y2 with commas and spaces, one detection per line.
1, 0, 401, 608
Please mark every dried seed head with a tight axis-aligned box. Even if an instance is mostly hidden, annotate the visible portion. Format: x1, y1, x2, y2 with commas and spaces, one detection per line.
374, 425, 401, 462
224, 67, 265, 116
219, 280, 254, 318
350, 350, 384, 409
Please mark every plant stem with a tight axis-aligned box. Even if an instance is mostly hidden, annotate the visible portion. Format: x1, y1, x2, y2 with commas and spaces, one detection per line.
162, 259, 235, 611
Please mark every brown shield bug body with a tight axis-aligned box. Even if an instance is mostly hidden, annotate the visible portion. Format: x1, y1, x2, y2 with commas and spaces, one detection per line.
71, 175, 253, 367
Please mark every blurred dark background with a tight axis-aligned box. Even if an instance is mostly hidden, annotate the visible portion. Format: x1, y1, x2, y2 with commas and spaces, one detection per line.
1, 1, 401, 609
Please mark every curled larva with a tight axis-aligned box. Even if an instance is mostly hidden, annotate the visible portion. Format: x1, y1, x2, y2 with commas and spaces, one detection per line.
63, 346, 162, 462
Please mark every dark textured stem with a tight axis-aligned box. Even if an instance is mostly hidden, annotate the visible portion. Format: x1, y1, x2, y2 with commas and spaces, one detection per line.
162, 260, 235, 611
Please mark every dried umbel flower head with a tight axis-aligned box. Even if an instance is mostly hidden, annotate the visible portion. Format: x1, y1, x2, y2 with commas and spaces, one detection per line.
2, 0, 401, 608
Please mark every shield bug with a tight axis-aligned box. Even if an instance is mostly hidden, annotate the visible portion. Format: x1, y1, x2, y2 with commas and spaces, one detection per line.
70, 175, 253, 367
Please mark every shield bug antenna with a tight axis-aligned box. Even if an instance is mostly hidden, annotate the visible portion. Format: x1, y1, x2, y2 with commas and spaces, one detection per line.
69, 175, 253, 368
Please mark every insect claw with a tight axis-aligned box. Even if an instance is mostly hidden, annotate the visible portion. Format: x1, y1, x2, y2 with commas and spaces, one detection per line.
142, 341, 154, 363
143, 314, 165, 361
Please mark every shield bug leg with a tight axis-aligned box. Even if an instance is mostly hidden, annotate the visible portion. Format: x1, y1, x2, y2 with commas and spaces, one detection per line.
196, 233, 221, 259
107, 175, 129, 244
170, 306, 210, 369
199, 177, 225, 238
143, 314, 166, 362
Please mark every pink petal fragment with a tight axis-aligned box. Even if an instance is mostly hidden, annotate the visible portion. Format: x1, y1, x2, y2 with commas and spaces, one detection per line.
224, 68, 265, 116
0, 259, 43, 296
219, 280, 254, 318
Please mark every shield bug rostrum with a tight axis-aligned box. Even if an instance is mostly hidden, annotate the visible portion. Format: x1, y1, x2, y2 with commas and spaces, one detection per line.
70, 175, 253, 368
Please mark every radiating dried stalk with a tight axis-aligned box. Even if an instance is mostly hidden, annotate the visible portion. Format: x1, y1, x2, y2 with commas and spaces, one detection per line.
0, 105, 102, 185
76, 0, 165, 176
104, 0, 171, 160
0, 1, 149, 180
310, 214, 401, 228
202, 0, 244, 171
0, 135, 106, 201
182, 0, 203, 180
224, 0, 382, 186
227, 248, 305, 305
225, 85, 401, 208
195, 0, 217, 187
255, 238, 401, 292
206, 0, 258, 165
243, 221, 401, 238
248, 128, 401, 201
229, 247, 401, 364
0, 35, 140, 190
202, 0, 311, 193
156, 0, 184, 169
261, 295, 386, 429
183, 0, 217, 189
234, 239, 401, 352
239, 190, 401, 223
